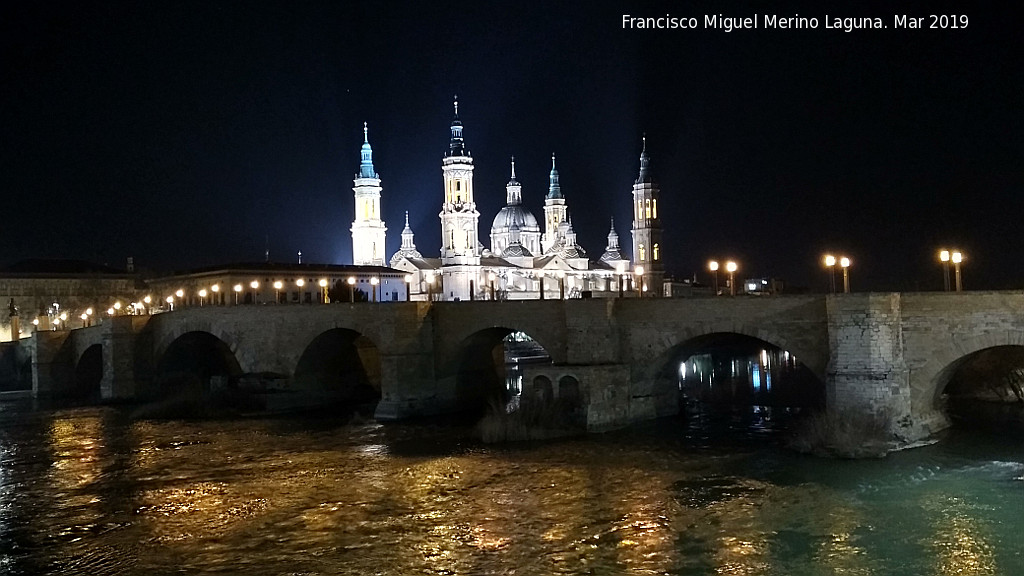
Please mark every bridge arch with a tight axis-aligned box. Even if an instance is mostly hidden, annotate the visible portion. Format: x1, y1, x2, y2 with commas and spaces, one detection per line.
154, 330, 243, 392
449, 326, 555, 416
292, 328, 382, 408
643, 330, 825, 410
916, 331, 1024, 413
72, 343, 103, 400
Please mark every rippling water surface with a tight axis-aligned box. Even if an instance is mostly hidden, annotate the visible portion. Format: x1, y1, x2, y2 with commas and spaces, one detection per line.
1, 401, 1021, 575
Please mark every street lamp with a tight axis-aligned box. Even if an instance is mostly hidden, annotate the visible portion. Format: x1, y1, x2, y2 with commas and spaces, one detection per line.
616, 262, 625, 298
939, 249, 951, 291
824, 255, 837, 293
250, 280, 260, 304
404, 274, 412, 301
211, 284, 220, 305
635, 265, 645, 298
273, 281, 283, 303
840, 257, 851, 293
175, 289, 184, 307
233, 283, 242, 305
709, 260, 720, 296
113, 301, 122, 314
318, 278, 328, 303
347, 277, 356, 302
725, 261, 738, 296
370, 277, 379, 302
538, 271, 545, 300
488, 271, 497, 301
198, 288, 207, 306
426, 273, 436, 302
952, 251, 964, 292
166, 296, 174, 311
143, 295, 151, 314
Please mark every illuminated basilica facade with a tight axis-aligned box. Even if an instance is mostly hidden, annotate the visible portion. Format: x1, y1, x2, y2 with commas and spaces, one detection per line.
354, 99, 664, 301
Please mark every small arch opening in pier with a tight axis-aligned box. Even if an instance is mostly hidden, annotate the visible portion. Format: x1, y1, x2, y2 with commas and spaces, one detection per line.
934, 345, 1024, 431
455, 328, 552, 419
73, 344, 103, 400
292, 328, 381, 413
658, 332, 824, 433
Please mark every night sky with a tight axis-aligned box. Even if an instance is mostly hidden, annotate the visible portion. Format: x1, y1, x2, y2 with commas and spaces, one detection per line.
2, 1, 1020, 292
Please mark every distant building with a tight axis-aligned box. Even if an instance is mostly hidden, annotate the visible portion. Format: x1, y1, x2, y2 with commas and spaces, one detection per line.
0, 259, 140, 340
145, 262, 408, 307
386, 97, 659, 301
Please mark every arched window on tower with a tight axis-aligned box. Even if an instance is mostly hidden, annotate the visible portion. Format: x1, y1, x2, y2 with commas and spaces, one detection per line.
653, 199, 658, 219
639, 244, 646, 261
653, 243, 660, 261
645, 199, 651, 219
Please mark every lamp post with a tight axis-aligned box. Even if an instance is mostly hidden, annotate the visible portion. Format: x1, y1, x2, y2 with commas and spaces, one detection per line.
318, 279, 328, 303
166, 296, 174, 311
824, 255, 836, 293
198, 289, 207, 307
404, 274, 412, 301
708, 260, 720, 296
952, 251, 964, 292
635, 265, 645, 298
488, 272, 497, 301
840, 257, 851, 293
538, 271, 545, 300
939, 249, 951, 291
347, 277, 356, 302
143, 295, 151, 314
211, 284, 220, 305
616, 262, 625, 297
726, 261, 738, 296
370, 277, 379, 302
426, 273, 435, 302
296, 278, 305, 303
556, 270, 565, 300
175, 289, 184, 307
272, 281, 282, 303
250, 280, 260, 304
233, 284, 242, 305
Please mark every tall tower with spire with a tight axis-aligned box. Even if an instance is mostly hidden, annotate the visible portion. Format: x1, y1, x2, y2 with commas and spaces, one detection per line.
542, 153, 568, 254
630, 135, 663, 294
351, 122, 387, 266
439, 96, 481, 299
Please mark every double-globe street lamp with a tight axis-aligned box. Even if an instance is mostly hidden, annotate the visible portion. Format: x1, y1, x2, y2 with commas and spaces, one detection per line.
824, 255, 852, 293
939, 249, 964, 292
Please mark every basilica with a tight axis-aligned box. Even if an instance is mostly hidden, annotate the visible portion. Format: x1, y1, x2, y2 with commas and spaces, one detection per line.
351, 99, 664, 301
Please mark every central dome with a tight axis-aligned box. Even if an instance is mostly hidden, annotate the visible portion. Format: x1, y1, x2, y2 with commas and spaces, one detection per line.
491, 204, 539, 232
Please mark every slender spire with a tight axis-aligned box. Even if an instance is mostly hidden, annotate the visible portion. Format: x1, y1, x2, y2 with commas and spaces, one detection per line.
506, 155, 521, 205
359, 121, 376, 179
636, 133, 653, 184
391, 209, 423, 265
600, 217, 623, 262
447, 95, 466, 157
547, 153, 563, 199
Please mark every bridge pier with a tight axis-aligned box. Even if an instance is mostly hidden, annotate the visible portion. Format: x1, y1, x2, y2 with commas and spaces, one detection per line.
374, 351, 454, 420
101, 315, 152, 400
826, 294, 916, 438
30, 330, 74, 397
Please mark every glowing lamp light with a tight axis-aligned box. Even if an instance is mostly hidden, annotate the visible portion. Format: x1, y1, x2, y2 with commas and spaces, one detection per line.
107, 308, 115, 316
634, 265, 645, 276
318, 279, 328, 288
113, 302, 122, 311
840, 257, 851, 268
81, 313, 88, 321
211, 284, 220, 293
347, 277, 356, 286
166, 296, 174, 304
250, 280, 259, 289
952, 251, 963, 264
488, 272, 496, 281
175, 289, 184, 298
370, 277, 380, 285
198, 289, 207, 298
273, 281, 283, 290
233, 284, 242, 293
143, 295, 151, 304
32, 318, 39, 326
296, 278, 305, 287
940, 250, 951, 262
824, 255, 837, 267
709, 260, 719, 272
726, 261, 738, 273
86, 308, 93, 316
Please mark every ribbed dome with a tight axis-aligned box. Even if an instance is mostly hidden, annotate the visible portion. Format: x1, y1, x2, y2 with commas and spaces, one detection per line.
491, 204, 540, 232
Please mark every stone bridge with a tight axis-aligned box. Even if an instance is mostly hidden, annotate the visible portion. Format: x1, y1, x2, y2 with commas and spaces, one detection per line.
24, 292, 1024, 440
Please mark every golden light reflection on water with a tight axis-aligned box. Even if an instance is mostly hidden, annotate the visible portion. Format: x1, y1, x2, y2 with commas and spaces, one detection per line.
928, 495, 998, 576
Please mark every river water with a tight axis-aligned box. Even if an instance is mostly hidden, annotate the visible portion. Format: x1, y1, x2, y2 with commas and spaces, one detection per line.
0, 399, 1021, 576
